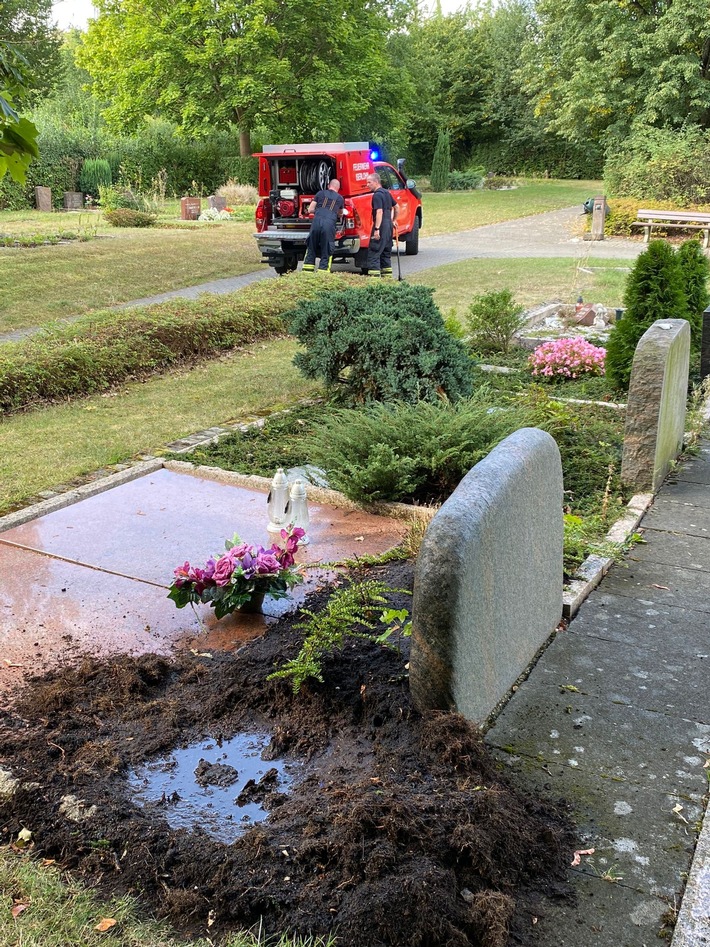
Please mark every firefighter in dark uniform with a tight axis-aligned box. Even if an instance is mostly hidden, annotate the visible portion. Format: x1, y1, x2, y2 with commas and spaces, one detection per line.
365, 172, 398, 278
302, 178, 344, 272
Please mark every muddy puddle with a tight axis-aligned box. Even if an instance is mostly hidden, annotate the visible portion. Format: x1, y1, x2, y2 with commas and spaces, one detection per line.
129, 732, 301, 843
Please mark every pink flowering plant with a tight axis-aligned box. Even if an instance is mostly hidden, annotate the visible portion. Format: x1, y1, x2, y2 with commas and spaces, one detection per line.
168, 526, 305, 618
529, 336, 606, 379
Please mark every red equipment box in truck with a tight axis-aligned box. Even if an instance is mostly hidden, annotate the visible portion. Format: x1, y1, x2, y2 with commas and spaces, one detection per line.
252, 142, 422, 274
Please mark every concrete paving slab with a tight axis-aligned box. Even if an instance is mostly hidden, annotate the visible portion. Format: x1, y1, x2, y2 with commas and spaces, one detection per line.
600, 560, 710, 613
527, 629, 710, 721
0, 466, 406, 697
568, 593, 710, 654
655, 480, 710, 508
671, 804, 710, 947
674, 448, 710, 485
486, 681, 710, 795
532, 870, 669, 947
643, 501, 710, 538
628, 529, 710, 572
491, 746, 700, 898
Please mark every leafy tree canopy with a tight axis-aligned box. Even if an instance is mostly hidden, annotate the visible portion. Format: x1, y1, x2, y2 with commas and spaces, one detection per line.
78, 0, 412, 155
0, 0, 62, 100
527, 0, 710, 146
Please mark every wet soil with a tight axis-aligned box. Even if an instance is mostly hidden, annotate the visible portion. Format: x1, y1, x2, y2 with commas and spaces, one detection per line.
0, 561, 574, 947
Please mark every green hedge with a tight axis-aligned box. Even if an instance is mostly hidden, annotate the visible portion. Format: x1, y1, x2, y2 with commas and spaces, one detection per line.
0, 124, 260, 210
0, 274, 354, 413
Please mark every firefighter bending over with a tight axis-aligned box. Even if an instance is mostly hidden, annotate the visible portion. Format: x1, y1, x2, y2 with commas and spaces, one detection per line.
302, 179, 344, 272
365, 172, 398, 278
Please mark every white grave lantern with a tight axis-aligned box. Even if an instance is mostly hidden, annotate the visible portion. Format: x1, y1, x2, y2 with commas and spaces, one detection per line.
287, 479, 310, 544
267, 468, 290, 533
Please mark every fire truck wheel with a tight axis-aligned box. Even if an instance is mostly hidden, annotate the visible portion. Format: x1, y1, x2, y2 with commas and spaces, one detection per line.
404, 217, 419, 256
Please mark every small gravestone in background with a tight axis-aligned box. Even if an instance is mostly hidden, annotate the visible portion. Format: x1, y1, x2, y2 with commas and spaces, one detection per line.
63, 191, 83, 210
410, 427, 564, 726
208, 194, 227, 211
180, 197, 202, 220
701, 306, 710, 381
35, 187, 52, 212
621, 319, 690, 493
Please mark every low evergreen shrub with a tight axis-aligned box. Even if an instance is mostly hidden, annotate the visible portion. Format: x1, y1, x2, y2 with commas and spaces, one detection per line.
104, 208, 157, 227
288, 282, 473, 405
466, 290, 526, 354
448, 169, 483, 190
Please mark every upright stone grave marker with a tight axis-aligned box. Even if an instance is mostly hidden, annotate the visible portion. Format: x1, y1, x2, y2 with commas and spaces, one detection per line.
701, 306, 710, 381
180, 197, 202, 220
63, 191, 83, 210
621, 319, 690, 492
34, 187, 52, 212
208, 194, 227, 211
410, 428, 564, 726
590, 194, 607, 240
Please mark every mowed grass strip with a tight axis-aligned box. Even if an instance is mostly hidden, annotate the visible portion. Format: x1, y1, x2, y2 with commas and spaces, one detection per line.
0, 273, 356, 412
0, 218, 261, 332
410, 256, 630, 315
0, 337, 320, 514
0, 847, 335, 947
420, 179, 601, 235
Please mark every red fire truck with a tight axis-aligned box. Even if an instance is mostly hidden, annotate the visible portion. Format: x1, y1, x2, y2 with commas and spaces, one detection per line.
252, 142, 422, 274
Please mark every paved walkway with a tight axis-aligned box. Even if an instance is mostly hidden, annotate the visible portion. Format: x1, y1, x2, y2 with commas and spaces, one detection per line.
0, 206, 643, 344
486, 445, 710, 946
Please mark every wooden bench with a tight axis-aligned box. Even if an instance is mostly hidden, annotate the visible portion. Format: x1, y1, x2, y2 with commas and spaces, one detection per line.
631, 209, 710, 249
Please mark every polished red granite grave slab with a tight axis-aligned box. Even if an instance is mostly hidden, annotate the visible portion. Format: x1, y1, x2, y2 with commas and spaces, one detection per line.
0, 468, 406, 698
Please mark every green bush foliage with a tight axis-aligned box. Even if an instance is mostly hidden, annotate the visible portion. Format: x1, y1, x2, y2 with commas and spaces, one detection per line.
0, 275, 341, 413
306, 387, 624, 512
467, 139, 603, 180
288, 282, 473, 405
606, 240, 689, 390
604, 126, 710, 205
307, 393, 532, 503
79, 158, 112, 197
466, 289, 526, 354
448, 169, 483, 190
103, 208, 157, 227
430, 130, 451, 192
677, 239, 709, 350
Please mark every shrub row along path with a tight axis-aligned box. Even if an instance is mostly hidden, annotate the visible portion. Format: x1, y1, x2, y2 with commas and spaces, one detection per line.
0, 206, 643, 344
487, 446, 710, 946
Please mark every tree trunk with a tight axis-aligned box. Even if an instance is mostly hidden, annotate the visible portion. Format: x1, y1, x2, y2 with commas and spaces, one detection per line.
239, 129, 252, 157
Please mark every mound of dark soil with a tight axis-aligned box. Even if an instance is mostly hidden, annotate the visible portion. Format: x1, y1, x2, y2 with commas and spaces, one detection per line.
0, 561, 573, 946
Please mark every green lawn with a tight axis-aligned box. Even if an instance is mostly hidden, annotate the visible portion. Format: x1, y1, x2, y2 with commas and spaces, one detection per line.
420, 179, 600, 235
0, 337, 319, 515
411, 257, 630, 315
1, 179, 600, 332
0, 215, 260, 332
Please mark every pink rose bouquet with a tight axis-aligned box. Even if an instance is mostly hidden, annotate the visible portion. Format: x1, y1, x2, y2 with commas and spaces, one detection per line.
168, 526, 305, 618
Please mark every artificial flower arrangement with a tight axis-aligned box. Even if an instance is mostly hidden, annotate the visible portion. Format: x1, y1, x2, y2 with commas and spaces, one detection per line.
168, 526, 305, 618
198, 207, 233, 221
529, 336, 606, 379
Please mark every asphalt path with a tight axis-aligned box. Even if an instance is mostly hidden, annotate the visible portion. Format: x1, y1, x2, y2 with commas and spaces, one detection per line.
1, 206, 643, 344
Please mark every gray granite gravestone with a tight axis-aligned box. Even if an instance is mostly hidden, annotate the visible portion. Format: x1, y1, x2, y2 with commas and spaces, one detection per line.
35, 186, 52, 212
208, 194, 227, 211
621, 319, 690, 492
410, 427, 563, 726
63, 191, 83, 210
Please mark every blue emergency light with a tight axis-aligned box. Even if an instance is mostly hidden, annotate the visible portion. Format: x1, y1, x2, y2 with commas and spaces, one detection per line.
369, 149, 379, 161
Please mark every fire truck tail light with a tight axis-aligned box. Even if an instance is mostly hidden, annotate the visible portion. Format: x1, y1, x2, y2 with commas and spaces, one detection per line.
255, 198, 271, 232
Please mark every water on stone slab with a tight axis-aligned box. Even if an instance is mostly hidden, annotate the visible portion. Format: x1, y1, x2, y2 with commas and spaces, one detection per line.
128, 732, 299, 843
